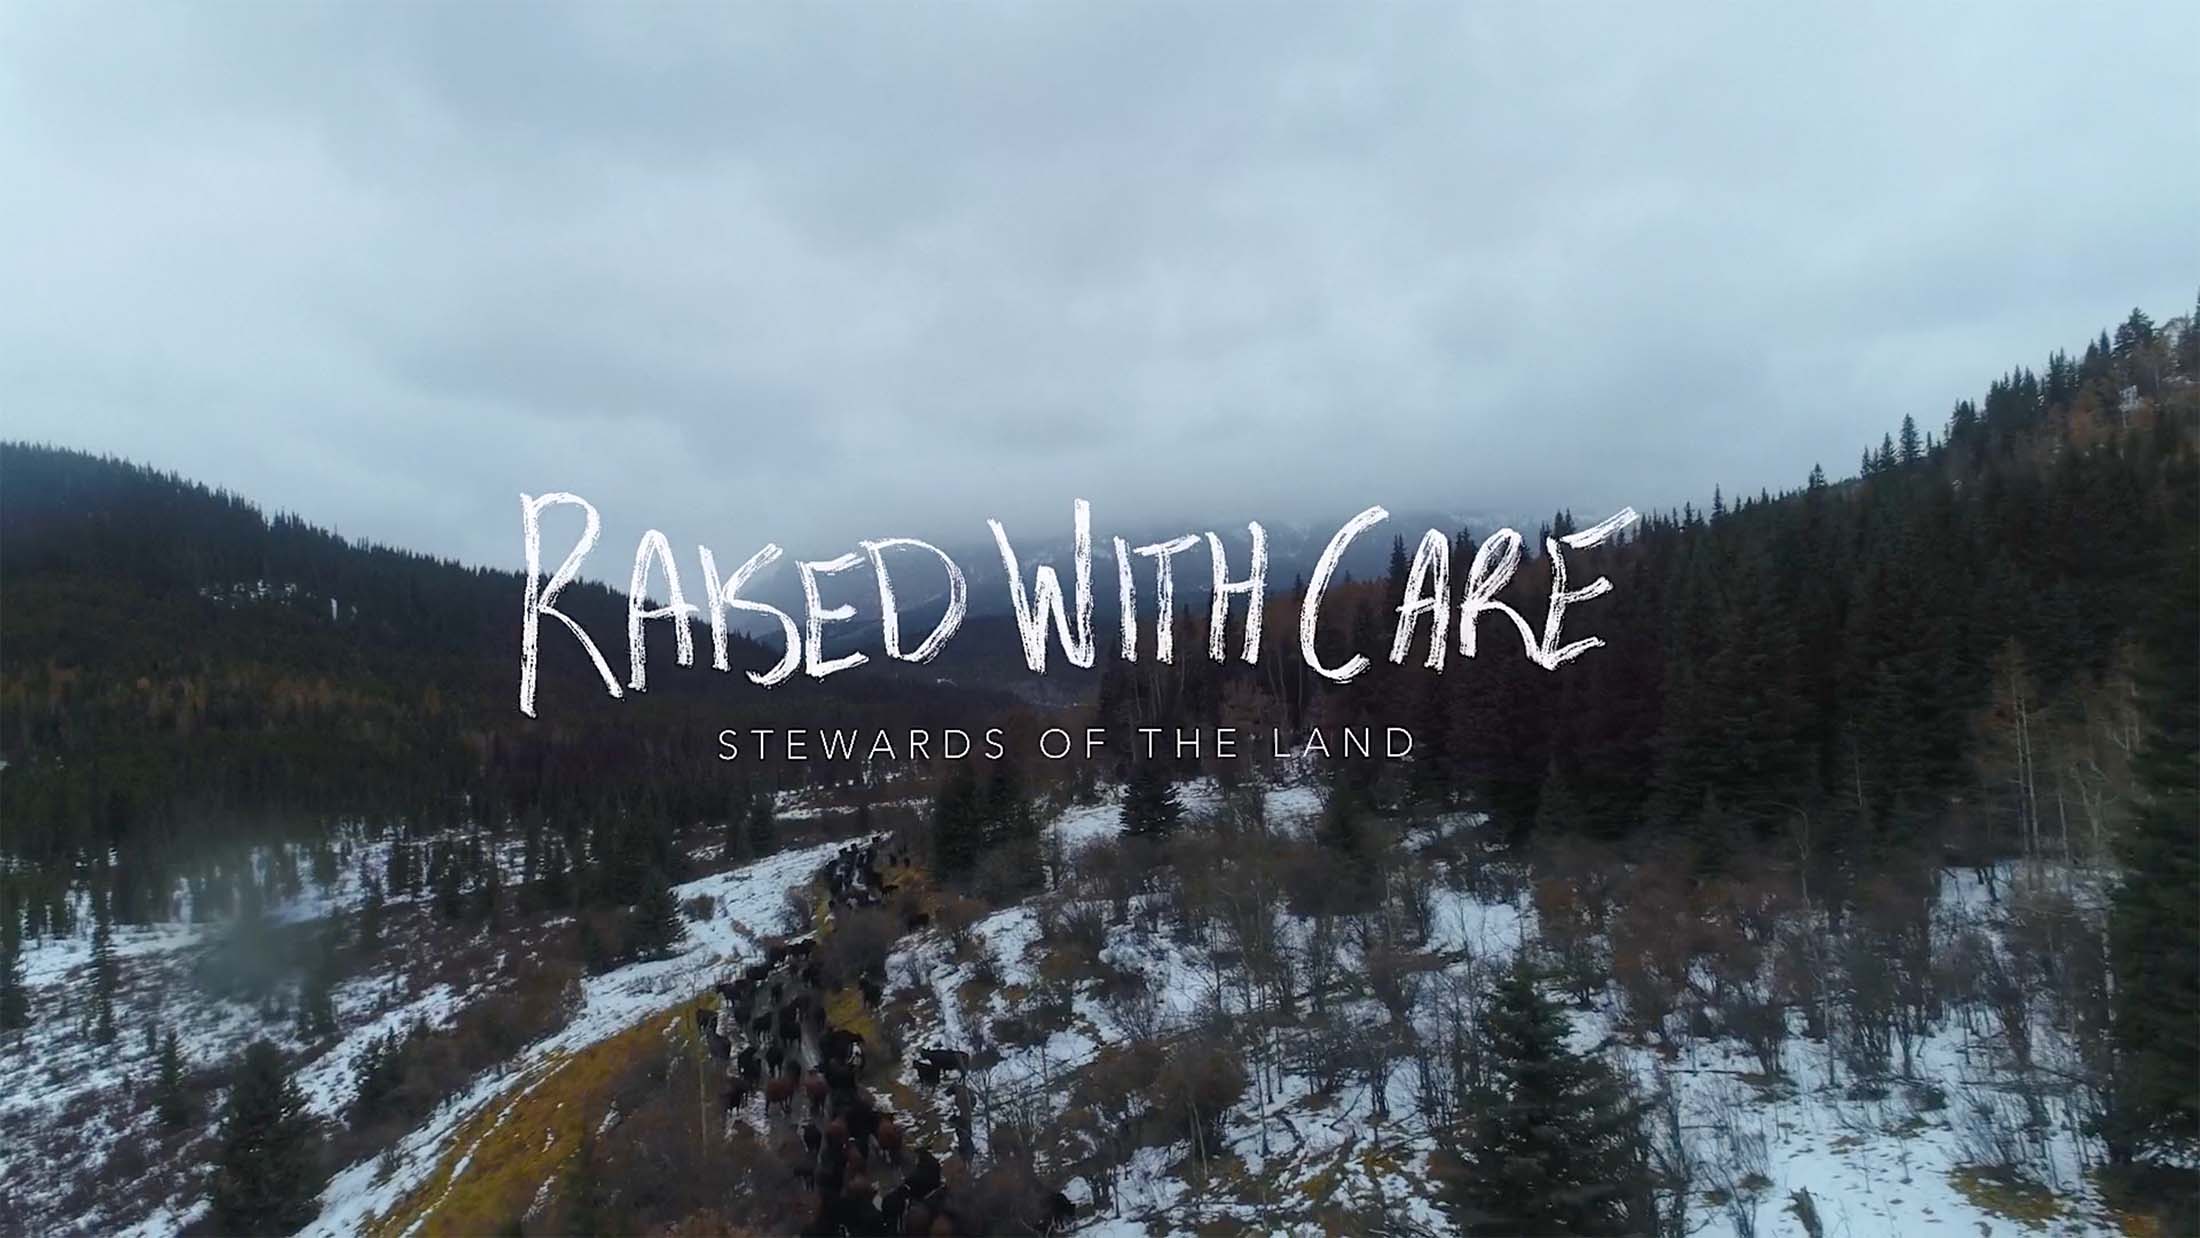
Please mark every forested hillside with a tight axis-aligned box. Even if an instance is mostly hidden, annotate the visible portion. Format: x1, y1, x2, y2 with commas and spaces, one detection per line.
1099, 305, 2199, 859
0, 445, 1016, 935
0, 300, 2194, 1236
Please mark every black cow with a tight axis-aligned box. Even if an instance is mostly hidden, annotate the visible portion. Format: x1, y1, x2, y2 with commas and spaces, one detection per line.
821, 1027, 867, 1067
833, 1195, 884, 1236
906, 1148, 943, 1201
1042, 1190, 1076, 1234
879, 1184, 909, 1232
916, 1047, 969, 1073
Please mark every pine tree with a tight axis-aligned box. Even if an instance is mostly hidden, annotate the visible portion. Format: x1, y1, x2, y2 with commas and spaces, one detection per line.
1121, 760, 1182, 840
210, 1040, 322, 1235
91, 889, 117, 1046
578, 914, 614, 975
1313, 763, 1382, 910
2109, 477, 2200, 1162
154, 1029, 192, 1129
723, 800, 749, 864
537, 833, 571, 910
746, 792, 777, 857
347, 1028, 412, 1130
384, 836, 412, 898
473, 846, 502, 929
978, 758, 1041, 892
626, 867, 686, 960
0, 893, 28, 1033
432, 845, 465, 922
932, 765, 983, 878
1443, 961, 1650, 1235
357, 877, 384, 949
296, 934, 338, 1041
1409, 672, 1455, 807
982, 758, 1035, 847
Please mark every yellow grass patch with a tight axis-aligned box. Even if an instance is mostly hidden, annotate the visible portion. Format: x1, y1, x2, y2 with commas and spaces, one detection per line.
1947, 1166, 2067, 1230
368, 1005, 689, 1236
382, 840, 936, 1237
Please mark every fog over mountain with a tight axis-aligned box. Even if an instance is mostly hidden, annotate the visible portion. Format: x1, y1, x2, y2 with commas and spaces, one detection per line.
3, 3, 2195, 578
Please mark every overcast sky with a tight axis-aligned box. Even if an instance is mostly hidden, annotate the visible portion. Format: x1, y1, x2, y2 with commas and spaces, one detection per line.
2, 4, 2194, 573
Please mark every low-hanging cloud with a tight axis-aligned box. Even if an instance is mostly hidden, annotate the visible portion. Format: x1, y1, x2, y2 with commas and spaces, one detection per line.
1, 3, 2193, 572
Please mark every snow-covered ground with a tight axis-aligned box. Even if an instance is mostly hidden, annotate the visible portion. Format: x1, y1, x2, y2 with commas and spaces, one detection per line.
0, 829, 857, 1237
1, 837, 479, 1232
1047, 773, 1327, 854
3, 781, 2139, 1237
893, 790, 2128, 1236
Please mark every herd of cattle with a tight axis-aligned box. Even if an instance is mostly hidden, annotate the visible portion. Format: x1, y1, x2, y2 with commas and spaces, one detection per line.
695, 837, 1077, 1236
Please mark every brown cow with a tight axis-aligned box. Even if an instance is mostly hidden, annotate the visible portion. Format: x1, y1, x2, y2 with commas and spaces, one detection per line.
874, 1115, 904, 1165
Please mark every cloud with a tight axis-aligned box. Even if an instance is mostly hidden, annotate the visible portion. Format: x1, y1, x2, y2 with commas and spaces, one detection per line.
2, 2, 2194, 572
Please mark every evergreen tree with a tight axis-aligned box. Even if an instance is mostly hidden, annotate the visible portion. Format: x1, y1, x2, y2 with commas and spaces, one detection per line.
626, 867, 686, 960
979, 758, 1041, 892
537, 834, 571, 910
1443, 961, 1650, 1236
154, 1029, 192, 1129
578, 914, 614, 976
296, 934, 338, 1041
1313, 762, 1384, 910
90, 889, 117, 1046
357, 877, 384, 949
309, 842, 338, 895
432, 844, 465, 922
745, 792, 777, 857
346, 1031, 398, 1129
210, 1040, 322, 1236
932, 765, 983, 878
0, 900, 28, 1034
1121, 759, 1182, 840
723, 800, 749, 864
982, 758, 1036, 847
384, 837, 412, 899
1409, 671, 1455, 807
473, 846, 502, 929
2109, 477, 2200, 1161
